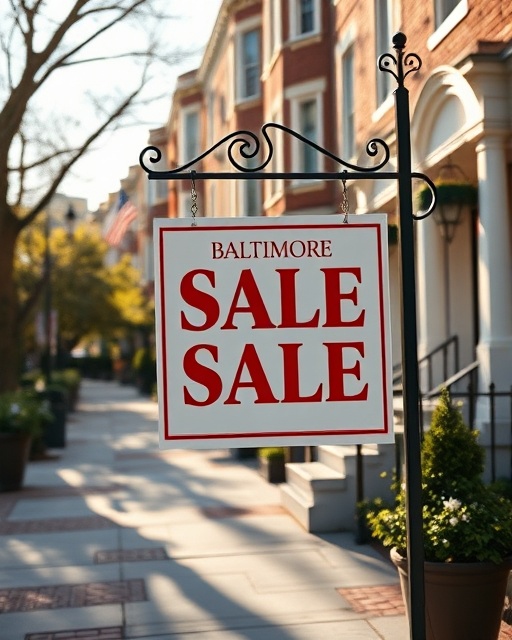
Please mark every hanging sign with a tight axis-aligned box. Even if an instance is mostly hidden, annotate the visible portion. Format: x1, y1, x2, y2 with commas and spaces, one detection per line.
154, 215, 393, 449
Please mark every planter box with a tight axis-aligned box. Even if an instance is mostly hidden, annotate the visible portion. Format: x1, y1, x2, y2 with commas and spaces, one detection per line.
0, 433, 32, 491
259, 457, 286, 484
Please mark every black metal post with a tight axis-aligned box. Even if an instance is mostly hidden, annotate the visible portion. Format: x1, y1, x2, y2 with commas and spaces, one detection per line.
392, 32, 426, 639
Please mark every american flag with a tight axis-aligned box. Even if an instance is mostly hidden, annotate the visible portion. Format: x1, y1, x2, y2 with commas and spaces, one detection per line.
103, 190, 137, 247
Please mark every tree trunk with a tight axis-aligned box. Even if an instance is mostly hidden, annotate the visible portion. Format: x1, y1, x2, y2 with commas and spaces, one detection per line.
0, 212, 22, 392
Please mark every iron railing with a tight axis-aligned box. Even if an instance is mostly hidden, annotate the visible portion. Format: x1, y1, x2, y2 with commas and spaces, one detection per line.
392, 362, 512, 486
423, 379, 512, 484
394, 334, 459, 394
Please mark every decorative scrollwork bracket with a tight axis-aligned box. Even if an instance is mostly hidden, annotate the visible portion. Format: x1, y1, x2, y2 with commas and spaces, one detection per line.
139, 31, 435, 221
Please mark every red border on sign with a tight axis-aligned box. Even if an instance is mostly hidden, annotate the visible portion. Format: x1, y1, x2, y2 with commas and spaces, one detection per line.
158, 222, 390, 442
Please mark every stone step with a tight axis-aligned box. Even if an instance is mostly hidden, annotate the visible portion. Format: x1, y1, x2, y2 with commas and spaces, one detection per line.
284, 461, 346, 497
317, 444, 379, 475
280, 444, 397, 533
280, 462, 355, 532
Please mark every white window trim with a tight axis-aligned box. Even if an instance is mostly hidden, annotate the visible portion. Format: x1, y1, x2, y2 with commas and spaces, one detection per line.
284, 77, 326, 101
289, 0, 321, 42
286, 79, 326, 181
263, 104, 284, 208
336, 27, 357, 162
372, 93, 394, 123
179, 105, 201, 165
264, 0, 282, 67
375, 0, 394, 107
235, 16, 262, 104
428, 0, 468, 50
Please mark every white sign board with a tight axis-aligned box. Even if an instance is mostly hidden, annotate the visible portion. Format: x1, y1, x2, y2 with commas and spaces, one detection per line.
154, 215, 393, 449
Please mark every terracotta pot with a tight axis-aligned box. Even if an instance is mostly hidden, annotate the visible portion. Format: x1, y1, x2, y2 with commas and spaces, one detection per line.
0, 432, 32, 491
391, 547, 512, 640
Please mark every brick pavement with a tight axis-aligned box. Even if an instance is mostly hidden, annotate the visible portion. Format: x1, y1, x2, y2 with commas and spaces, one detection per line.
25, 628, 123, 640
0, 580, 147, 613
0, 382, 512, 640
338, 584, 406, 616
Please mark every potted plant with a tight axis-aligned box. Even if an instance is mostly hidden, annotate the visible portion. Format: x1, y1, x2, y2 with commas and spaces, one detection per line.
258, 447, 286, 484
0, 390, 52, 491
416, 180, 478, 211
387, 223, 398, 246
366, 388, 512, 640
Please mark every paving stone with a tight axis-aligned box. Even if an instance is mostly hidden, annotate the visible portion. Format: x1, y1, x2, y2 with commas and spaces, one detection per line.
200, 504, 286, 519
337, 584, 406, 616
25, 628, 123, 640
0, 579, 146, 613
94, 547, 168, 564
0, 516, 116, 535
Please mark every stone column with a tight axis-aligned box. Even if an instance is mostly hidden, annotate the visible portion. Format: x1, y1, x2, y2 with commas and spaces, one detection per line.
475, 136, 512, 480
416, 214, 445, 390
475, 135, 512, 391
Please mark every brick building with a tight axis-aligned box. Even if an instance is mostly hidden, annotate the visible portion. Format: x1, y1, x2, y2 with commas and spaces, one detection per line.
145, 0, 512, 526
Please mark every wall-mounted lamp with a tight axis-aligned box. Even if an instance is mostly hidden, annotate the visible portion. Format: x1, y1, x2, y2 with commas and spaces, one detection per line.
417, 162, 478, 340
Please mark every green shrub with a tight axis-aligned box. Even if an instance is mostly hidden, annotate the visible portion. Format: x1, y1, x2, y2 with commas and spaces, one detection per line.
258, 447, 285, 460
366, 389, 512, 563
0, 389, 53, 437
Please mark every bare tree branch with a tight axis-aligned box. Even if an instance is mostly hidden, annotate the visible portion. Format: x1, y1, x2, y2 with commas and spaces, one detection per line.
21, 68, 150, 226
35, 1, 148, 86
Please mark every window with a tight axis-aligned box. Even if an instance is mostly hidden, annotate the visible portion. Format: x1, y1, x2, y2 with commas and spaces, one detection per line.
375, 0, 392, 106
428, 0, 468, 49
290, 0, 320, 39
435, 0, 461, 28
300, 0, 314, 33
286, 78, 325, 177
299, 99, 318, 173
240, 29, 260, 100
181, 108, 200, 164
342, 46, 355, 159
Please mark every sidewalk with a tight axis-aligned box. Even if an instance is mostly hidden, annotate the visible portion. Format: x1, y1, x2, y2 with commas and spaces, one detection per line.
0, 379, 408, 639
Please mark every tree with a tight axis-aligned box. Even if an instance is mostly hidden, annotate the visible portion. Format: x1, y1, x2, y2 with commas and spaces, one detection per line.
15, 222, 153, 355
0, 1, 185, 391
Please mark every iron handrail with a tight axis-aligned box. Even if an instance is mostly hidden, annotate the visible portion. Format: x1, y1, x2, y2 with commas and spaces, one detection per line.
423, 360, 478, 399
393, 334, 459, 392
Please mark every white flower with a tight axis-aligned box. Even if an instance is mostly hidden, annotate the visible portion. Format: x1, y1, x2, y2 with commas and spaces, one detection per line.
449, 517, 459, 526
461, 514, 470, 522
9, 403, 21, 415
443, 497, 461, 511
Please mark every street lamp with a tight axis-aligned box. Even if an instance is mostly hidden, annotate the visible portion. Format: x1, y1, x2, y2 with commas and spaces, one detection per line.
43, 204, 77, 385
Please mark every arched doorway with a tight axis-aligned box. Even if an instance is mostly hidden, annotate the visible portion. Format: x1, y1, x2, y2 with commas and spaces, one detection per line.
411, 66, 482, 391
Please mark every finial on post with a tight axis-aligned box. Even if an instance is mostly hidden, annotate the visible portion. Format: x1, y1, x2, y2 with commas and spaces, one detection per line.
378, 32, 420, 89
392, 32, 407, 51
